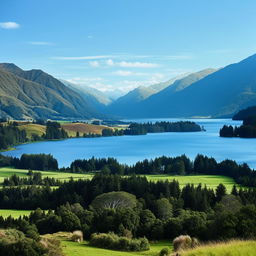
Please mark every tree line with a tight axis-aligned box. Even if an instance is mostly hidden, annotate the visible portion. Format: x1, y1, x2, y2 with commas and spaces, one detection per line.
1, 153, 256, 187
102, 121, 203, 137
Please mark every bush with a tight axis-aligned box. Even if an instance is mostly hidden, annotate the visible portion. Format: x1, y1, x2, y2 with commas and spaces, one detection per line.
71, 230, 83, 243
173, 235, 191, 251
159, 247, 171, 256
89, 232, 150, 251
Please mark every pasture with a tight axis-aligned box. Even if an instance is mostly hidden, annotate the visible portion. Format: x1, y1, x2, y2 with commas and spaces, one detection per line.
0, 209, 31, 219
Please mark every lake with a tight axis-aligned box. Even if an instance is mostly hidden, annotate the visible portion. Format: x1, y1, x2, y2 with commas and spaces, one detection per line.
3, 118, 256, 168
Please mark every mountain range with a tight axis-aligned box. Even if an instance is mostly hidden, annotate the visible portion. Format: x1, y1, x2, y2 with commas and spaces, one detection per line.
1, 53, 256, 120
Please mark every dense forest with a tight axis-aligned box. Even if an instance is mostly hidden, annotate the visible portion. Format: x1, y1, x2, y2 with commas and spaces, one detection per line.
220, 115, 256, 138
0, 174, 256, 244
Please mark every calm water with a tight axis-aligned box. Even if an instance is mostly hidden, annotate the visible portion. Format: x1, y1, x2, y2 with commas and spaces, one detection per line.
3, 119, 256, 168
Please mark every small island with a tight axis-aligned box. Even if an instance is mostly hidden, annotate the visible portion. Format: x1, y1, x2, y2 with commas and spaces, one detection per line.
220, 106, 256, 138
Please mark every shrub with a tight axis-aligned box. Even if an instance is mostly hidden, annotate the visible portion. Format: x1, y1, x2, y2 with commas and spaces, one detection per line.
89, 232, 150, 251
159, 247, 171, 256
173, 235, 193, 251
71, 230, 83, 243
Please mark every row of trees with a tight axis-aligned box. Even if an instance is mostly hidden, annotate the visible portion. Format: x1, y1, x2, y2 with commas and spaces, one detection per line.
1, 152, 255, 187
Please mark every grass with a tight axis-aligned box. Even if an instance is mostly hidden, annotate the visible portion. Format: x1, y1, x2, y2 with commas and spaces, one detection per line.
145, 175, 238, 192
181, 240, 256, 256
44, 232, 172, 256
0, 168, 240, 192
0, 209, 31, 219
61, 122, 109, 136
0, 167, 93, 184
18, 123, 46, 138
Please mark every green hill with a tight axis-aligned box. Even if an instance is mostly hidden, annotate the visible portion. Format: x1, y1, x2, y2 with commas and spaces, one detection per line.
0, 63, 103, 120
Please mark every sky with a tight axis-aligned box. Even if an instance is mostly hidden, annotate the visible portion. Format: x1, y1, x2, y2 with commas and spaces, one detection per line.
1, 0, 256, 96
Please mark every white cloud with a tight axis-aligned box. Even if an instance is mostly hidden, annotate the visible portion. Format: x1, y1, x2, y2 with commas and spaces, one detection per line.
67, 77, 103, 85
29, 41, 53, 45
106, 59, 159, 68
113, 70, 146, 76
89, 61, 100, 67
87, 35, 93, 39
52, 55, 112, 60
106, 59, 114, 66
0, 22, 20, 29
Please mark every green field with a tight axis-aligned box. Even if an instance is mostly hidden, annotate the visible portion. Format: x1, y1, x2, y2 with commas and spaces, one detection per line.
45, 233, 171, 256
0, 168, 240, 192
0, 167, 93, 184
0, 209, 31, 219
145, 174, 239, 192
181, 240, 256, 256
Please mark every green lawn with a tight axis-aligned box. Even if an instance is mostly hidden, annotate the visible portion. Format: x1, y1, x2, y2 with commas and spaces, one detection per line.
145, 174, 238, 192
0, 209, 31, 219
181, 240, 256, 256
44, 233, 171, 256
0, 167, 93, 184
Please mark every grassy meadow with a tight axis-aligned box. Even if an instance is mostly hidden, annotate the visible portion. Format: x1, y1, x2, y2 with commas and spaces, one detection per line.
44, 232, 171, 256
0, 167, 93, 184
0, 167, 240, 192
0, 209, 31, 219
181, 240, 256, 256
145, 174, 239, 192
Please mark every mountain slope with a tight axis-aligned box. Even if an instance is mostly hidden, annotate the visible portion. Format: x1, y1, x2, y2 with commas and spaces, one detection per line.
108, 68, 216, 117
134, 55, 256, 118
0, 64, 103, 119
59, 79, 111, 110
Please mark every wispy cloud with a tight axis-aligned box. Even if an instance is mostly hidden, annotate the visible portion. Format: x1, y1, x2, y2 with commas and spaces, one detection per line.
106, 59, 159, 68
28, 41, 53, 45
113, 70, 146, 76
52, 55, 112, 60
87, 35, 93, 39
0, 22, 20, 29
89, 61, 100, 67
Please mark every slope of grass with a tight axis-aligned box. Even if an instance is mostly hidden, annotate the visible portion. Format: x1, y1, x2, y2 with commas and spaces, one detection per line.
18, 123, 46, 138
61, 122, 108, 136
0, 209, 31, 219
145, 175, 238, 192
45, 232, 171, 256
181, 240, 256, 256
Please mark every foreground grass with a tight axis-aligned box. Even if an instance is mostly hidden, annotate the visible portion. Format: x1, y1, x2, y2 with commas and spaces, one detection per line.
145, 175, 238, 192
45, 232, 171, 256
181, 240, 256, 256
0, 209, 31, 219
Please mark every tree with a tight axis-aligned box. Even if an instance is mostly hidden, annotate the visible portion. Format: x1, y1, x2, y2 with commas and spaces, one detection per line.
216, 184, 227, 202
91, 191, 137, 211
154, 198, 173, 220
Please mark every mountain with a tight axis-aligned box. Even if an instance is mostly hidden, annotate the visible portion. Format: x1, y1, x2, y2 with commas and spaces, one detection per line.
0, 63, 103, 119
59, 79, 111, 106
108, 68, 216, 117
129, 54, 256, 118
107, 74, 190, 116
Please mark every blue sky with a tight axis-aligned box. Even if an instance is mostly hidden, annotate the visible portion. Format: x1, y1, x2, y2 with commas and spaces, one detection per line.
1, 0, 256, 95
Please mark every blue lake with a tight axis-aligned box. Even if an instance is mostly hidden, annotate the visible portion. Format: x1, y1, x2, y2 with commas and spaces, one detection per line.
3, 119, 256, 168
